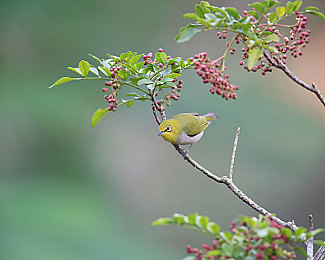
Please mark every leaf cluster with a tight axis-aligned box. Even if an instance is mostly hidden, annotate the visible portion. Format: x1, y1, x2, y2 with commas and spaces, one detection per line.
50, 50, 193, 127
175, 0, 325, 70
153, 213, 325, 259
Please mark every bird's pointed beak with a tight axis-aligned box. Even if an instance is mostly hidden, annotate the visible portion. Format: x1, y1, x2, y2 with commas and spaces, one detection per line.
158, 131, 164, 136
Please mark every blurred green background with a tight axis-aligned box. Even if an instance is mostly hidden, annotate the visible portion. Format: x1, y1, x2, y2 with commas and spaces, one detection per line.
1, 0, 325, 259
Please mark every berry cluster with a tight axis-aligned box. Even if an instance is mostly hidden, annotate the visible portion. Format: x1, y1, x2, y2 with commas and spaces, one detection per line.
156, 78, 182, 110
101, 66, 122, 111
214, 10, 312, 77
185, 217, 297, 260
186, 240, 219, 260
276, 12, 310, 59
193, 52, 238, 100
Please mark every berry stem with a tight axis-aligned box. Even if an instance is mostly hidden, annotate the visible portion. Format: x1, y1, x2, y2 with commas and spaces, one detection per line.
216, 35, 237, 71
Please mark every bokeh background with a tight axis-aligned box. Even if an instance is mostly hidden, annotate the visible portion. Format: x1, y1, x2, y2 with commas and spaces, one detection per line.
1, 0, 324, 259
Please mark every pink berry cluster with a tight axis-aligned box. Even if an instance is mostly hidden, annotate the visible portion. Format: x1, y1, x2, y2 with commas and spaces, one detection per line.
101, 65, 122, 111
186, 241, 220, 260
215, 10, 312, 76
230, 219, 296, 259
193, 52, 238, 100
156, 78, 182, 110
185, 217, 297, 260
276, 11, 310, 59
143, 48, 171, 68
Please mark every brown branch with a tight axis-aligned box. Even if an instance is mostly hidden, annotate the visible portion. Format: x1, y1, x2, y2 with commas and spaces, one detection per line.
151, 103, 161, 125
307, 214, 314, 260
263, 50, 325, 107
151, 95, 300, 232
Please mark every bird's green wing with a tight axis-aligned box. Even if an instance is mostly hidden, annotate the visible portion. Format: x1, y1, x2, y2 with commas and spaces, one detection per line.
173, 113, 209, 136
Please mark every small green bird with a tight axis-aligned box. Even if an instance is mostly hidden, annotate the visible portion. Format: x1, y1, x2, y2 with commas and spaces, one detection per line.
158, 112, 219, 156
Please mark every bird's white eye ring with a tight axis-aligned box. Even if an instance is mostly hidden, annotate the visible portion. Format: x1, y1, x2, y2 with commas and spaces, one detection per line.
166, 126, 172, 132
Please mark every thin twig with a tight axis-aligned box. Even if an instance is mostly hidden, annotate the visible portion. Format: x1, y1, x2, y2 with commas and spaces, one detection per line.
229, 127, 240, 180
151, 95, 300, 232
263, 50, 325, 107
314, 246, 325, 260
307, 214, 314, 260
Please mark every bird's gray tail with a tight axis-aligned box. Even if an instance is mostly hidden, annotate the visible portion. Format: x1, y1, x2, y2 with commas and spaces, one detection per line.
202, 112, 220, 122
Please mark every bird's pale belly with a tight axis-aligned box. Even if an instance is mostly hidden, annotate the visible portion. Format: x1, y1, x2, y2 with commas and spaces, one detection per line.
175, 131, 204, 145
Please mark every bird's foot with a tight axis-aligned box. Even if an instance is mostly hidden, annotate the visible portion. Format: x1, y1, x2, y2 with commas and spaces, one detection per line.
181, 150, 189, 158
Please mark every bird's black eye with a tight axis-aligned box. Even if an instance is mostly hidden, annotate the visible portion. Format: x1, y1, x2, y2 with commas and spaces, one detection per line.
166, 126, 172, 132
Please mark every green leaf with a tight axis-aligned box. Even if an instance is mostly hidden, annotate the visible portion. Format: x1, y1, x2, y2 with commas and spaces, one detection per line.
264, 33, 279, 43
294, 227, 307, 237
306, 228, 324, 239
215, 7, 228, 18
146, 84, 154, 90
137, 79, 153, 85
281, 228, 293, 239
276, 6, 286, 18
173, 213, 187, 224
98, 66, 111, 77
241, 22, 253, 32
204, 13, 220, 26
207, 222, 220, 235
200, 1, 211, 14
118, 70, 130, 80
136, 61, 145, 71
292, 1, 302, 12
306, 10, 325, 20
286, 1, 294, 15
248, 11, 259, 20
220, 232, 233, 242
247, 47, 263, 70
165, 73, 181, 79
195, 5, 205, 18
120, 52, 128, 61
175, 24, 202, 43
188, 213, 198, 226
264, 45, 278, 53
249, 2, 265, 14
124, 93, 139, 97
121, 99, 134, 108
89, 67, 99, 76
130, 54, 142, 65
184, 13, 209, 27
151, 217, 172, 226
91, 108, 108, 128
199, 216, 209, 229
314, 240, 325, 247
49, 77, 82, 88
268, 0, 280, 9
155, 52, 167, 65
305, 6, 319, 11
67, 67, 83, 76
268, 12, 278, 23
130, 78, 140, 85
88, 54, 102, 64
225, 7, 239, 19
206, 250, 221, 256
78, 60, 90, 77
